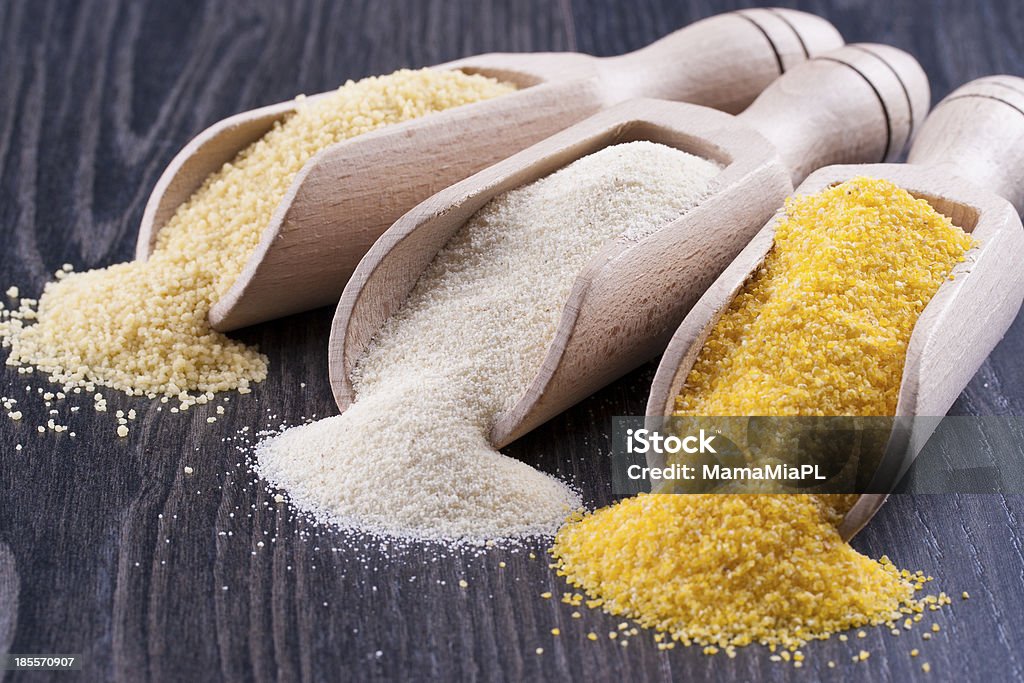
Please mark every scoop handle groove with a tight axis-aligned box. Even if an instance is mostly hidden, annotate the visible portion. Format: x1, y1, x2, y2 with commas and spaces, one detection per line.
907, 76, 1024, 213
736, 44, 930, 186
605, 8, 843, 114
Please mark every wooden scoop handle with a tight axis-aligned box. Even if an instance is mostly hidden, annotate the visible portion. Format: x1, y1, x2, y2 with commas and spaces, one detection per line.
907, 76, 1024, 213
604, 8, 843, 113
737, 44, 929, 185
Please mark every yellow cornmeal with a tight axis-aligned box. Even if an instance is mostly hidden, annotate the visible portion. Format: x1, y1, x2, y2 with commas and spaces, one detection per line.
553, 494, 930, 650
0, 69, 513, 403
553, 178, 973, 652
675, 176, 974, 417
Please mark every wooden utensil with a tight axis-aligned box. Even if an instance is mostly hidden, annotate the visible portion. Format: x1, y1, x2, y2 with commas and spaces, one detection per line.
134, 8, 843, 331
329, 45, 928, 452
645, 75, 1024, 541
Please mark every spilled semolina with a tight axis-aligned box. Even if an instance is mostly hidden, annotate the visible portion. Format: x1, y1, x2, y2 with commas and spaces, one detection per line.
256, 141, 720, 542
552, 177, 973, 654
0, 68, 514, 407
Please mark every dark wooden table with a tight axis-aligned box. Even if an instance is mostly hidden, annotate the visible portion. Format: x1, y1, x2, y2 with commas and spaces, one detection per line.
1, 1, 1023, 681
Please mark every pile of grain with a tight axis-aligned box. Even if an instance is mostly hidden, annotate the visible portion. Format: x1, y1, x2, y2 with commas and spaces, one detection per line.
553, 494, 930, 650
553, 177, 973, 650
675, 176, 974, 417
0, 68, 514, 406
256, 141, 720, 542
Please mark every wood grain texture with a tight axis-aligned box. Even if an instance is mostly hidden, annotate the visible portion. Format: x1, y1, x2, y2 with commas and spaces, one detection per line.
0, 543, 18, 683
0, 1, 1023, 682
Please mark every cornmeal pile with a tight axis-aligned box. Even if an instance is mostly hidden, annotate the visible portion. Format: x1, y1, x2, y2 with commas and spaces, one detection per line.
675, 176, 974, 417
553, 178, 973, 654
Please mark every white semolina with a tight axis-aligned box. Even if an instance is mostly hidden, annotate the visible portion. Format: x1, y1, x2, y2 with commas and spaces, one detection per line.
0, 68, 514, 405
255, 141, 720, 542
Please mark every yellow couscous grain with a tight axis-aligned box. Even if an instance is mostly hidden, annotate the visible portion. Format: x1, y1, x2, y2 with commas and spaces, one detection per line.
0, 69, 513, 403
552, 178, 972, 652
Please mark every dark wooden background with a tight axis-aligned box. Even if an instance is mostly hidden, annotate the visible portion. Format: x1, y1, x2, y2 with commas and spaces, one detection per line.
1, 1, 1023, 681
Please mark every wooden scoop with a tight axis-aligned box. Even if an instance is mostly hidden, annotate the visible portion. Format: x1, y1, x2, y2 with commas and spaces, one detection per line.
134, 8, 843, 331
645, 75, 1024, 541
329, 45, 928, 452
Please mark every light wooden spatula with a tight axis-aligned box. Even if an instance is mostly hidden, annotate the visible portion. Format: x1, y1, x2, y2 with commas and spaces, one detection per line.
134, 8, 842, 331
329, 45, 928, 451
645, 76, 1024, 541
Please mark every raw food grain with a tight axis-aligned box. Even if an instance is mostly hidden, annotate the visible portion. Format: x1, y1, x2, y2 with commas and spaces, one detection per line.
553, 177, 972, 651
675, 176, 974, 417
0, 69, 514, 405
256, 141, 719, 542
553, 494, 933, 650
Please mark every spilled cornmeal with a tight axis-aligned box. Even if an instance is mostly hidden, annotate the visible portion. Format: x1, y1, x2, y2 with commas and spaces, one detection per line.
553, 178, 973, 654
